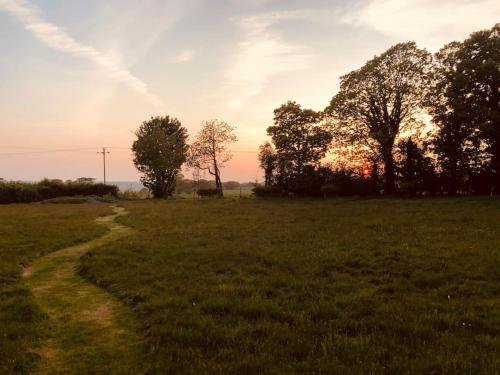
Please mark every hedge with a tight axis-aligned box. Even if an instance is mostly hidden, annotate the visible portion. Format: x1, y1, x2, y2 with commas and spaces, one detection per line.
0, 179, 118, 204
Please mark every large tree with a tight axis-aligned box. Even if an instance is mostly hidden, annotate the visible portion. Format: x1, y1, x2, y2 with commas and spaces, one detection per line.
187, 119, 237, 197
132, 116, 188, 199
426, 42, 481, 194
267, 101, 332, 186
326, 42, 433, 194
456, 24, 500, 192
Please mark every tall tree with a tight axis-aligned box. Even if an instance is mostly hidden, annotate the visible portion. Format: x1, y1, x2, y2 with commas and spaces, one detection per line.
267, 101, 332, 186
326, 42, 433, 194
132, 116, 189, 199
426, 42, 481, 194
456, 24, 500, 192
187, 119, 237, 197
258, 142, 277, 187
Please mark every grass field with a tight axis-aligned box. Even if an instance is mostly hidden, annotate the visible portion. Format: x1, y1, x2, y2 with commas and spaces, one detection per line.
0, 204, 110, 374
76, 198, 500, 374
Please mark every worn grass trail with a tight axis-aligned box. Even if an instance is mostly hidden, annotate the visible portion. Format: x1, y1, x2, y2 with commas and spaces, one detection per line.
22, 206, 142, 374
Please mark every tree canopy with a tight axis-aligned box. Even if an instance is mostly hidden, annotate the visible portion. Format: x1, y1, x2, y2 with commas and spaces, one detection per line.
267, 101, 332, 187
326, 42, 433, 193
132, 116, 188, 198
187, 120, 237, 197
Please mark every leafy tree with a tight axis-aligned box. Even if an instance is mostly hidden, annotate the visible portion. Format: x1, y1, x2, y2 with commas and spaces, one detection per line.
187, 119, 237, 197
258, 142, 277, 187
454, 24, 500, 192
267, 101, 332, 187
132, 116, 188, 198
426, 42, 482, 194
326, 42, 433, 194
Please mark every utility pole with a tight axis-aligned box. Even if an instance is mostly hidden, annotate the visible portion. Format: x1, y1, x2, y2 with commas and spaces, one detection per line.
97, 147, 110, 184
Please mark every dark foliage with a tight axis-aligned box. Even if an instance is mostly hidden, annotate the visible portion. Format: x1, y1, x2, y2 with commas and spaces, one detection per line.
196, 188, 221, 198
0, 179, 118, 204
396, 138, 439, 196
252, 185, 285, 198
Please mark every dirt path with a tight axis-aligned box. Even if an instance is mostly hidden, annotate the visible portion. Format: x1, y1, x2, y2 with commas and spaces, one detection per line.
22, 206, 143, 374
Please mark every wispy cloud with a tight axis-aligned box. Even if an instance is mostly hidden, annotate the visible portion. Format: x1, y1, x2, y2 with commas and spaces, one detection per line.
173, 49, 197, 63
0, 0, 161, 106
343, 0, 500, 51
224, 11, 315, 110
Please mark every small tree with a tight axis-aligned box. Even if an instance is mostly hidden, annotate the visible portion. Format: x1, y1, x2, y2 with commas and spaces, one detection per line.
258, 142, 277, 187
187, 119, 237, 197
132, 116, 188, 199
326, 42, 433, 194
267, 101, 332, 188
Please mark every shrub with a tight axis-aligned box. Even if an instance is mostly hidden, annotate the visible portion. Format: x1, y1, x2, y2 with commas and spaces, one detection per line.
197, 188, 220, 198
252, 185, 284, 198
0, 180, 118, 204
118, 189, 150, 200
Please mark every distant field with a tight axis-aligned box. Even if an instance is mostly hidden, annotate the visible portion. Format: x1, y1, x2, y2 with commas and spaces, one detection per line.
174, 187, 254, 199
79, 198, 500, 373
0, 204, 110, 373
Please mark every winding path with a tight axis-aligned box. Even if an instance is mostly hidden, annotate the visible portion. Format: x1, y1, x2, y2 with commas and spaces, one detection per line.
22, 206, 142, 374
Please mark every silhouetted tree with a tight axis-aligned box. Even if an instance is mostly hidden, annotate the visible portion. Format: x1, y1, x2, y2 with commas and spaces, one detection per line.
258, 142, 277, 187
132, 116, 188, 198
455, 24, 500, 192
267, 101, 332, 188
326, 42, 433, 194
187, 120, 237, 197
426, 36, 490, 194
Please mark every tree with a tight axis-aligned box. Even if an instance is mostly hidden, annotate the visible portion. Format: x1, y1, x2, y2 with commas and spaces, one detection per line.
267, 101, 332, 187
132, 116, 188, 198
258, 142, 277, 187
454, 24, 500, 192
426, 42, 482, 194
187, 119, 237, 197
326, 42, 433, 194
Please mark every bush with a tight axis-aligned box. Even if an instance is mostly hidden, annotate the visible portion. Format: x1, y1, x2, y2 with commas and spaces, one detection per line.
197, 188, 220, 198
252, 185, 284, 198
0, 180, 118, 204
118, 189, 150, 200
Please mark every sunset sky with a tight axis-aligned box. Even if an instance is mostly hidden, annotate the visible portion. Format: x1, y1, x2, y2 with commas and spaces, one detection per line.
1, 0, 498, 183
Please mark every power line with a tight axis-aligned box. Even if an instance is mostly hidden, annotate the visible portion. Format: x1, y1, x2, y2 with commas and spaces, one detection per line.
0, 146, 258, 156
0, 147, 100, 156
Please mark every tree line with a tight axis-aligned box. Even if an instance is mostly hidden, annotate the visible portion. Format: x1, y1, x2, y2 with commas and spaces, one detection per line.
133, 24, 498, 199
257, 24, 499, 197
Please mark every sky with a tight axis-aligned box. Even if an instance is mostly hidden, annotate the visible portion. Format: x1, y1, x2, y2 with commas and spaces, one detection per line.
0, 0, 498, 183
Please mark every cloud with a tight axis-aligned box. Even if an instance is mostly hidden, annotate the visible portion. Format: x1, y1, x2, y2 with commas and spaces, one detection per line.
343, 0, 500, 51
0, 0, 161, 106
173, 49, 196, 63
224, 12, 315, 110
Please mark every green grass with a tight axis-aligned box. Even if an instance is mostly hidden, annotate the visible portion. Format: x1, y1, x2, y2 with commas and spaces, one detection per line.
78, 198, 500, 374
174, 188, 254, 200
0, 203, 111, 374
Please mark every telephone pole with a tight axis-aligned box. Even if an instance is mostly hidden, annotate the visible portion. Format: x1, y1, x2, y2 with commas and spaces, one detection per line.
97, 147, 110, 184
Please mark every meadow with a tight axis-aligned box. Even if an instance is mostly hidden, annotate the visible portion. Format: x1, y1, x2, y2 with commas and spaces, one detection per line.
77, 198, 500, 374
0, 204, 111, 373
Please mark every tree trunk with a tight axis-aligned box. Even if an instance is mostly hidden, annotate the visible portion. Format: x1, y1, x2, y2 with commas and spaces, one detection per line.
383, 152, 396, 194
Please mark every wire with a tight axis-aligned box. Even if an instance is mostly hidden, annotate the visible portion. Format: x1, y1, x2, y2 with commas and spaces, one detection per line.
0, 147, 100, 156
0, 146, 258, 156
